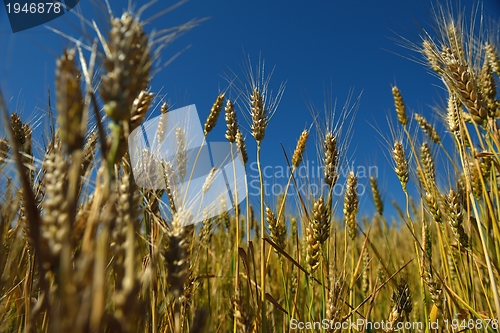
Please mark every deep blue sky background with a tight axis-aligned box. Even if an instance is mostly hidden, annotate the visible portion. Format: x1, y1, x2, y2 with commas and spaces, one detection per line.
1, 0, 500, 222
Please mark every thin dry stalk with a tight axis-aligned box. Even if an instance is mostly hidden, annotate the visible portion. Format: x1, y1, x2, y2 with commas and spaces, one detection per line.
362, 250, 371, 295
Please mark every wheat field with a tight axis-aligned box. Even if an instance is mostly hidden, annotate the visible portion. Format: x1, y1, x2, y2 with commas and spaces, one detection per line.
0, 1, 499, 332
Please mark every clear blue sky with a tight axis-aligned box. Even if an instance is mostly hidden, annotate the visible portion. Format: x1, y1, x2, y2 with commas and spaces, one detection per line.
1, 0, 499, 221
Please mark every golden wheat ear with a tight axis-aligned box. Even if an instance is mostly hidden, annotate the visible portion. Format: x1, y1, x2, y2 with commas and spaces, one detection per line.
446, 189, 469, 249
414, 113, 440, 144
343, 171, 358, 240
235, 128, 248, 165
292, 129, 308, 170
387, 279, 413, 329
250, 88, 267, 142
392, 140, 409, 193
224, 99, 237, 143
392, 86, 408, 126
441, 46, 488, 123
305, 196, 329, 273
485, 43, 500, 75
56, 49, 85, 154
323, 131, 338, 187
0, 137, 8, 165
100, 13, 151, 123
266, 206, 285, 253
204, 93, 225, 136
422, 220, 444, 312
370, 176, 384, 216
419, 142, 436, 191
40, 142, 70, 270
326, 276, 347, 325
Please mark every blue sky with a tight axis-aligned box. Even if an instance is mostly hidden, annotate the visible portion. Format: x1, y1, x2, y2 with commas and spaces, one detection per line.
1, 0, 500, 221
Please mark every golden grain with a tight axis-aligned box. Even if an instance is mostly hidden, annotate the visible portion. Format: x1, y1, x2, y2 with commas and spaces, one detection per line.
56, 49, 84, 153
292, 129, 308, 169
343, 171, 358, 240
204, 93, 225, 136
392, 86, 408, 126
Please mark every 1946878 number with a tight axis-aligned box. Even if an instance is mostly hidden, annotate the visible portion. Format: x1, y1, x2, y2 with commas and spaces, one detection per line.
6, 2, 62, 14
